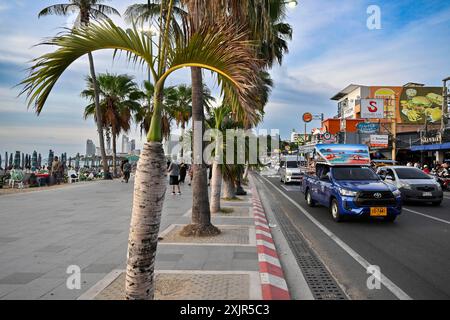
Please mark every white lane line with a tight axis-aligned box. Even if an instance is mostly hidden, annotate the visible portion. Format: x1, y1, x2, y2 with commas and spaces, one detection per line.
259, 175, 412, 300
403, 208, 450, 225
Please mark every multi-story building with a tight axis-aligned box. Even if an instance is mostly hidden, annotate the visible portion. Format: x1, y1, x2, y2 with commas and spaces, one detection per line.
330, 83, 449, 164
86, 139, 96, 157
122, 135, 130, 154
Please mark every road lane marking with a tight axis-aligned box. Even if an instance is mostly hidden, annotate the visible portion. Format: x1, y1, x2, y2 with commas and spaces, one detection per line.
403, 208, 450, 225
258, 175, 412, 300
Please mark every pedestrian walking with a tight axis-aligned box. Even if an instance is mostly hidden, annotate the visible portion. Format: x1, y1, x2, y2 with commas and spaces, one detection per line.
423, 165, 430, 174
179, 162, 187, 184
51, 156, 61, 185
168, 161, 181, 195
123, 160, 132, 183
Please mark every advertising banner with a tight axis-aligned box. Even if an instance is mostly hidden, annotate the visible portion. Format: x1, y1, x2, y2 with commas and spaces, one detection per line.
370, 87, 402, 119
361, 99, 385, 118
315, 144, 371, 165
399, 87, 443, 124
370, 135, 389, 148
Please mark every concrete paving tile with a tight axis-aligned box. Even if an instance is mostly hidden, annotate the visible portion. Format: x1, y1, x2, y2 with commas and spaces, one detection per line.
0, 272, 45, 285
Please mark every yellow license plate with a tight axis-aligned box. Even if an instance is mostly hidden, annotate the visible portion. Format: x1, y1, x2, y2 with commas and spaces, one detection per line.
370, 207, 387, 217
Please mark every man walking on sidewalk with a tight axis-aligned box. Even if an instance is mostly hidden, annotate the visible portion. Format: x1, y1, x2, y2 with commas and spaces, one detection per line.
168, 160, 181, 195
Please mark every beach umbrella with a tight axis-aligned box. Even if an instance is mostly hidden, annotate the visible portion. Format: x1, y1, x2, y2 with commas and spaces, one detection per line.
9, 153, 13, 168
32, 151, 37, 171
14, 151, 21, 169
38, 154, 42, 168
21, 153, 25, 169
0, 154, 2, 170
4, 152, 7, 169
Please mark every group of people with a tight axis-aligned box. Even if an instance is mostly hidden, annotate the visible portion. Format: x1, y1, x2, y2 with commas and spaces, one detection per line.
406, 161, 449, 177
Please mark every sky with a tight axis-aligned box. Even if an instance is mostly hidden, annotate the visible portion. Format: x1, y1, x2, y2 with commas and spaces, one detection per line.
1, 0, 450, 158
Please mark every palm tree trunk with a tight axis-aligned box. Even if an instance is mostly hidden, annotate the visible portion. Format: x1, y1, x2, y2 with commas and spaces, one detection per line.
181, 67, 219, 236
222, 176, 236, 199
243, 163, 249, 181
125, 141, 166, 300
209, 160, 222, 213
112, 135, 117, 177
87, 52, 110, 179
180, 124, 185, 159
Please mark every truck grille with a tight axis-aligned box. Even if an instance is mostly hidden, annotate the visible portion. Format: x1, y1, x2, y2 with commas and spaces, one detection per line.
416, 186, 435, 192
355, 191, 396, 206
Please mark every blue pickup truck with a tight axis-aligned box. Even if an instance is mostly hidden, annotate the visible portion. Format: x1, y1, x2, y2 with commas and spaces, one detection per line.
301, 144, 402, 222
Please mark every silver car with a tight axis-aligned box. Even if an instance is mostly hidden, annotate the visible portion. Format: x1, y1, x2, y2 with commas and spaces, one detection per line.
376, 166, 443, 206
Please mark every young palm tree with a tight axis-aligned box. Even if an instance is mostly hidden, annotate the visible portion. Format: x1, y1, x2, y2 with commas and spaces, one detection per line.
82, 73, 141, 176
38, 0, 120, 178
20, 15, 264, 299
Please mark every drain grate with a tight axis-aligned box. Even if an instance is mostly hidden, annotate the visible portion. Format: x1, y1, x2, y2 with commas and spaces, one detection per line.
256, 179, 347, 300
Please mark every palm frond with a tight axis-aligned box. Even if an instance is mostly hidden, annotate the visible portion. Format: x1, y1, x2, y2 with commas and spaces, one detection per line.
38, 4, 78, 18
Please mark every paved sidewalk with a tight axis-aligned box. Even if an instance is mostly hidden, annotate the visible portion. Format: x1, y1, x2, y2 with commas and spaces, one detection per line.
0, 176, 291, 300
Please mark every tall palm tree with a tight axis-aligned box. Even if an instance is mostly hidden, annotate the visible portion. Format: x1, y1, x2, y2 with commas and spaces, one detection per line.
82, 73, 141, 176
20, 16, 264, 299
38, 0, 120, 179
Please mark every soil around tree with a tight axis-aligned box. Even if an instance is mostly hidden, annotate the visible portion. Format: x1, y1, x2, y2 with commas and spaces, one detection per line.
180, 223, 221, 237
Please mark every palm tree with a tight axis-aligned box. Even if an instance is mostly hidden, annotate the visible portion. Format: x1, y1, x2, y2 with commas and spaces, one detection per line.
134, 81, 176, 139
207, 105, 232, 212
82, 73, 141, 176
38, 0, 120, 179
20, 15, 264, 299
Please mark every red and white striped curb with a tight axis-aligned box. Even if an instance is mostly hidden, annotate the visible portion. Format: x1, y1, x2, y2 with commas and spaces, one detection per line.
250, 178, 291, 300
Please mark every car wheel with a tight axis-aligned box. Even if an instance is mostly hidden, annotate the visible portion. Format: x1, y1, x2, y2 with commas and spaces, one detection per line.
384, 215, 396, 222
330, 199, 343, 222
306, 190, 315, 207
432, 201, 442, 206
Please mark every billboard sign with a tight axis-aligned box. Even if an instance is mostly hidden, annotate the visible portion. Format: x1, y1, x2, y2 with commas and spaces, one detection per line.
399, 87, 444, 124
315, 144, 370, 165
361, 99, 384, 119
370, 135, 389, 148
357, 122, 380, 134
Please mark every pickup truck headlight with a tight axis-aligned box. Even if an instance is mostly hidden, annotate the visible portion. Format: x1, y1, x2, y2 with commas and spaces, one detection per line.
286, 171, 292, 176
399, 182, 412, 190
339, 188, 358, 197
392, 189, 402, 197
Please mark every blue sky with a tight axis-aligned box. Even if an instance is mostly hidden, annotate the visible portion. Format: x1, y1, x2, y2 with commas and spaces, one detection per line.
1, 0, 450, 157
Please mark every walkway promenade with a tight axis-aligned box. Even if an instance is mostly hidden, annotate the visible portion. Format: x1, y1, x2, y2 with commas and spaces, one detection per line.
0, 176, 290, 300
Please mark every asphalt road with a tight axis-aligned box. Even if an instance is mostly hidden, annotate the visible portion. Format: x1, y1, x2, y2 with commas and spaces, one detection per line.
254, 171, 450, 300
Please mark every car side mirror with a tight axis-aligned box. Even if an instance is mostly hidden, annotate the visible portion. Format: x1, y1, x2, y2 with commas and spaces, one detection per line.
378, 174, 386, 180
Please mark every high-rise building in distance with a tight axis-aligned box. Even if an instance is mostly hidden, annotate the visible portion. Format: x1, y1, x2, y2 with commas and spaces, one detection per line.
86, 139, 96, 156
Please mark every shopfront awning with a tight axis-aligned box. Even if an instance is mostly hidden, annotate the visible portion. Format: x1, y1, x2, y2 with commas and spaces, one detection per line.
410, 142, 450, 152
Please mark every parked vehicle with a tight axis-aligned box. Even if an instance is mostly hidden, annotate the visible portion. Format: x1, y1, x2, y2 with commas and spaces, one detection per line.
301, 144, 402, 222
376, 166, 443, 206
279, 155, 303, 184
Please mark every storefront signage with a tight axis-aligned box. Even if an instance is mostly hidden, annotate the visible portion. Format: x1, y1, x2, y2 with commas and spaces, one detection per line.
357, 122, 380, 134
370, 135, 389, 148
420, 132, 442, 144
361, 99, 385, 119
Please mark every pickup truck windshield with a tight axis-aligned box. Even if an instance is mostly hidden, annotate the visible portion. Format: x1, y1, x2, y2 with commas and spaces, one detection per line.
395, 168, 432, 179
287, 161, 298, 168
332, 167, 379, 181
